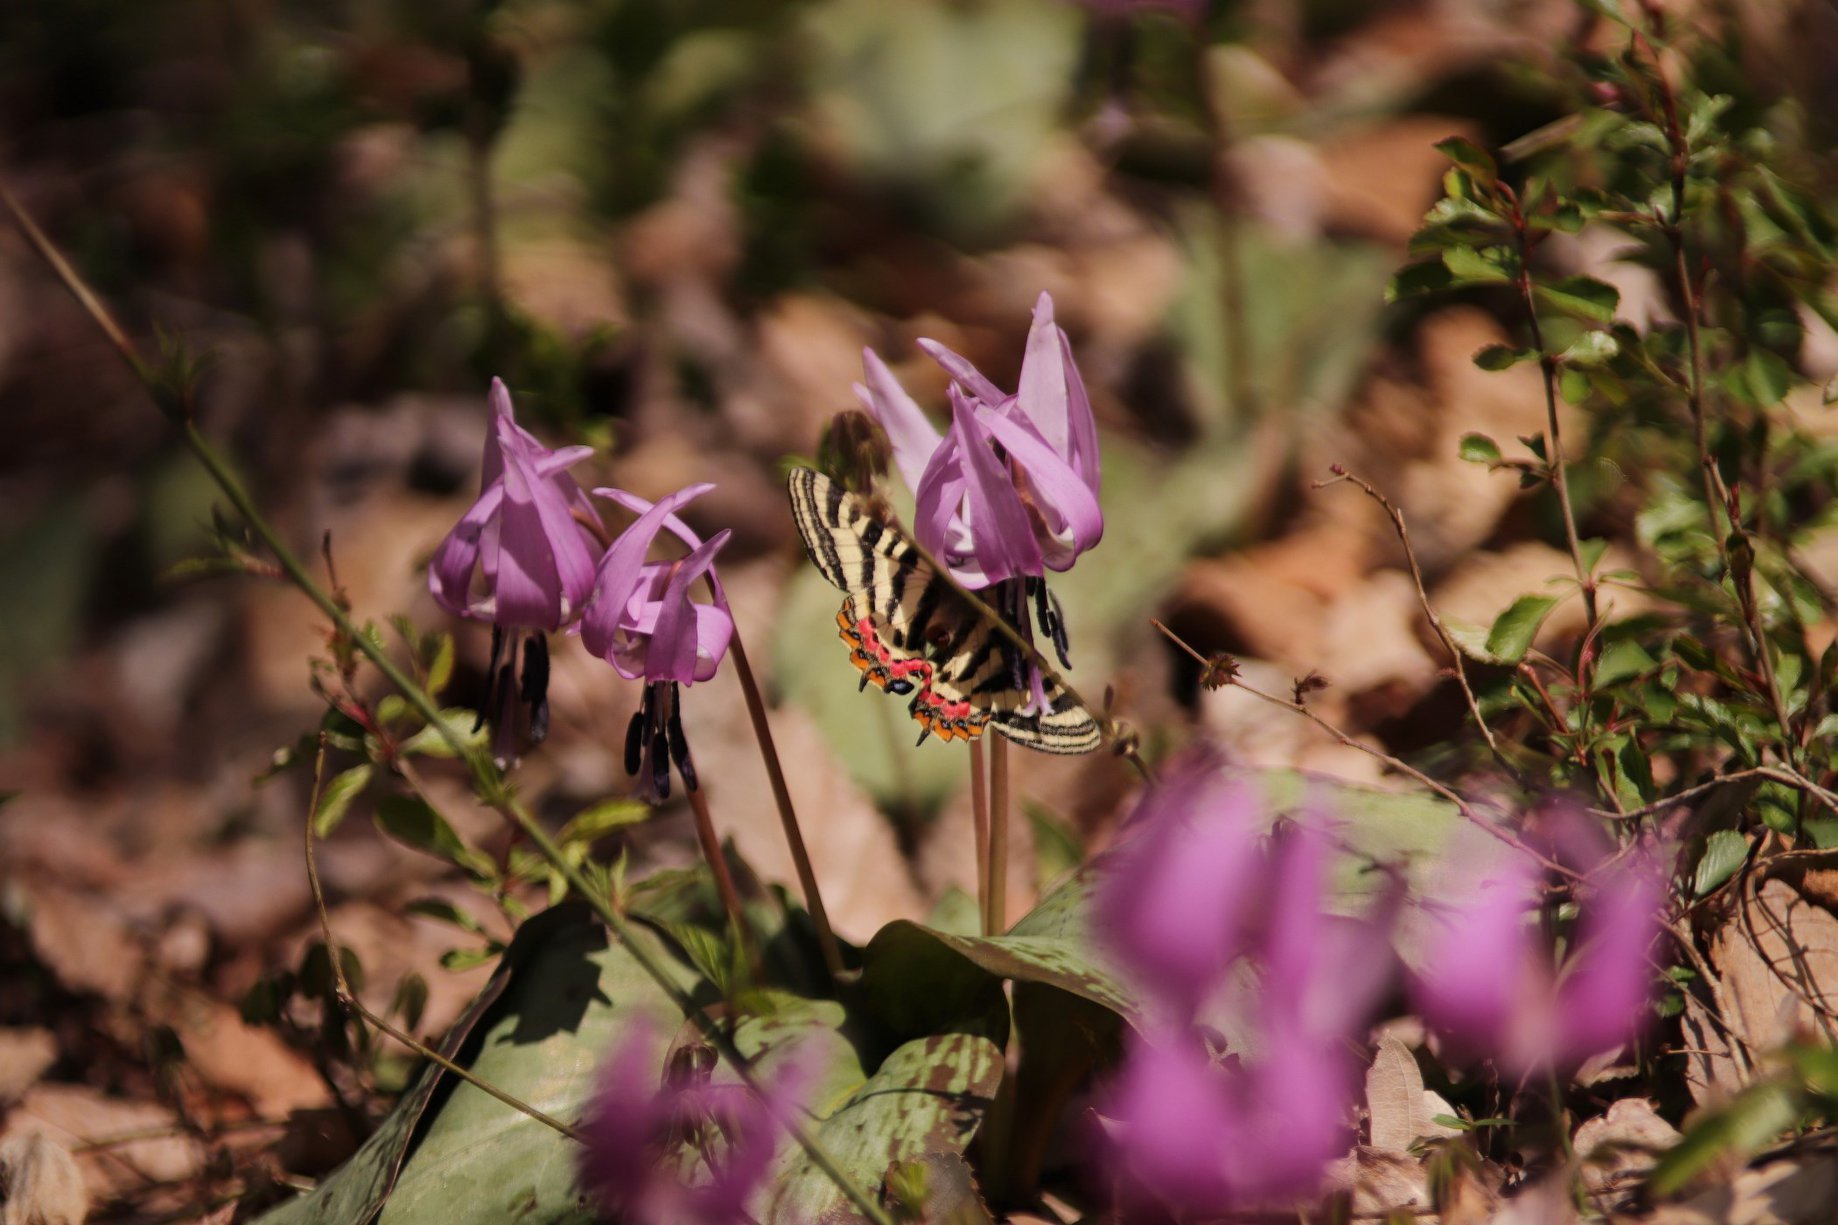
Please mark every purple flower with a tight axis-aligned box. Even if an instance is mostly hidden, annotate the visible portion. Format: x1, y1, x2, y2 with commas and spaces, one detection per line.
1094, 757, 1389, 1214
428, 379, 603, 755
577, 1026, 807, 1225
580, 483, 734, 800
1412, 846, 1662, 1076
857, 292, 1102, 590
429, 378, 601, 630
1094, 749, 1264, 1020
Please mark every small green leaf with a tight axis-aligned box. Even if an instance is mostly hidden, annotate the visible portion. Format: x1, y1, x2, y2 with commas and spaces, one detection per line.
398, 709, 488, 759
374, 795, 494, 879
391, 973, 429, 1032
1387, 260, 1456, 301
1593, 639, 1657, 689
376, 695, 409, 727
1648, 1081, 1800, 1197
439, 944, 503, 971
1443, 245, 1513, 284
1434, 137, 1498, 186
315, 764, 374, 837
1459, 433, 1503, 464
1473, 344, 1534, 372
404, 898, 486, 934
1741, 349, 1795, 406
425, 633, 456, 697
1536, 275, 1620, 323
560, 798, 651, 843
1486, 595, 1562, 663
1442, 617, 1494, 661
1693, 829, 1750, 897
1559, 330, 1620, 366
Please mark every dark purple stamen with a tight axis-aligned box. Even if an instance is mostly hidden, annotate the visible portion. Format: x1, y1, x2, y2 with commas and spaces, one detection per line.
665, 685, 697, 792
476, 624, 506, 734
520, 634, 551, 744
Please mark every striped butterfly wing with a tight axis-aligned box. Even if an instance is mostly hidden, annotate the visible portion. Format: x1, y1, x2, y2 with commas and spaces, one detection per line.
787, 467, 1102, 755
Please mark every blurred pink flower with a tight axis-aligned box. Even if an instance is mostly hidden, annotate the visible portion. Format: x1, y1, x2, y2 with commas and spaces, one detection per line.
1412, 849, 1662, 1075
577, 1026, 806, 1225
580, 483, 734, 800
1094, 756, 1391, 1214
428, 378, 603, 753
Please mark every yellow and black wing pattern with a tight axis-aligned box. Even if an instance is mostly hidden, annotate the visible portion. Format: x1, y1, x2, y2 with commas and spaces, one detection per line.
787, 466, 1101, 755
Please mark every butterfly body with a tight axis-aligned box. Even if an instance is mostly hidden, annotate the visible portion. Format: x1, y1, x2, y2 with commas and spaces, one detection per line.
787, 467, 1101, 754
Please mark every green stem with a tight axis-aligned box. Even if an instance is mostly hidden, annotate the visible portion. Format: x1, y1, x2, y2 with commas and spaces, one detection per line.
5, 180, 896, 1225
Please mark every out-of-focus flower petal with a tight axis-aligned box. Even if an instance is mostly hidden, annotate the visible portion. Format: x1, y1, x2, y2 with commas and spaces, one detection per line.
1101, 1032, 1235, 1211
855, 349, 945, 497
1554, 860, 1661, 1064
1412, 856, 1541, 1060
1226, 1039, 1353, 1203
1096, 750, 1263, 1018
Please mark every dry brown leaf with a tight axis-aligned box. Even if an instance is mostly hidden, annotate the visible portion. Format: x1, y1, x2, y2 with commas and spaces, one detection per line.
1318, 117, 1481, 245
1680, 989, 1747, 1108
143, 988, 329, 1116
0, 1031, 57, 1104
1574, 1097, 1681, 1196
1366, 1034, 1461, 1154
20, 887, 141, 1003
2, 1086, 202, 1201
1323, 1146, 1430, 1218
1680, 1154, 1838, 1225
1712, 880, 1838, 1056
0, 1133, 89, 1225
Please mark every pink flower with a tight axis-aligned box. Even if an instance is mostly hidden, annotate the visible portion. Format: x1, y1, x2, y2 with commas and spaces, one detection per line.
855, 292, 1103, 590
1094, 757, 1391, 1214
1412, 848, 1662, 1076
428, 378, 601, 631
580, 483, 733, 686
427, 378, 603, 754
577, 1026, 806, 1225
580, 483, 734, 800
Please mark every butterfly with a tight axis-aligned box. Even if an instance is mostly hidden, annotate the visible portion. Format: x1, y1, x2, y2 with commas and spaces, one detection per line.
786, 466, 1102, 754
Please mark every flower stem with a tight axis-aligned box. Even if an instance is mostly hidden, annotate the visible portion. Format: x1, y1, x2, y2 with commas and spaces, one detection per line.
727, 630, 844, 979
969, 740, 991, 936
683, 770, 760, 975
2, 179, 897, 1225
988, 737, 1011, 934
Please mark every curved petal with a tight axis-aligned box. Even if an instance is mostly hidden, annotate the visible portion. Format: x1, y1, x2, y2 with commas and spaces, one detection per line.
1015, 292, 1071, 457
949, 388, 1041, 584
916, 337, 1007, 406
856, 349, 944, 496
976, 403, 1104, 568
1058, 328, 1102, 490
647, 530, 733, 684
428, 483, 504, 620
1554, 860, 1661, 1065
593, 486, 725, 606
582, 484, 714, 660
1411, 855, 1542, 1059
480, 377, 515, 490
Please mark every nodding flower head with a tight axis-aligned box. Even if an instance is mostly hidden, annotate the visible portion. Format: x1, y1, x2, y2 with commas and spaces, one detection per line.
580, 483, 734, 801
428, 378, 603, 758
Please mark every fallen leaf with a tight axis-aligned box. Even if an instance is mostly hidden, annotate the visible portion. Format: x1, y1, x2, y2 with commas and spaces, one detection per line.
1366, 1034, 1461, 1154
143, 987, 330, 1117
1575, 1097, 1682, 1195
0, 1030, 57, 1103
1681, 1154, 1838, 1225
1712, 880, 1838, 1057
20, 886, 141, 1003
0, 1132, 88, 1225
3, 1086, 202, 1200
1323, 1145, 1430, 1217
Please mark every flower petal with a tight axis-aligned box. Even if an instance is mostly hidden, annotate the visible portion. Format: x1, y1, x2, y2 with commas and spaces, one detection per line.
855, 348, 945, 496
976, 402, 1103, 568
1554, 859, 1661, 1064
1015, 291, 1072, 457
1411, 854, 1542, 1060
946, 387, 1040, 585
593, 486, 724, 605
916, 337, 1008, 406
428, 482, 504, 619
647, 530, 734, 685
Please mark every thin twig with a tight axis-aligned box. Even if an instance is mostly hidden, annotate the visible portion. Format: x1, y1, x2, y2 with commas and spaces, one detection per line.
1507, 193, 1598, 632
1313, 469, 1503, 761
4, 182, 897, 1225
1150, 620, 1576, 879
727, 630, 843, 980
303, 737, 587, 1143
1593, 764, 1838, 823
